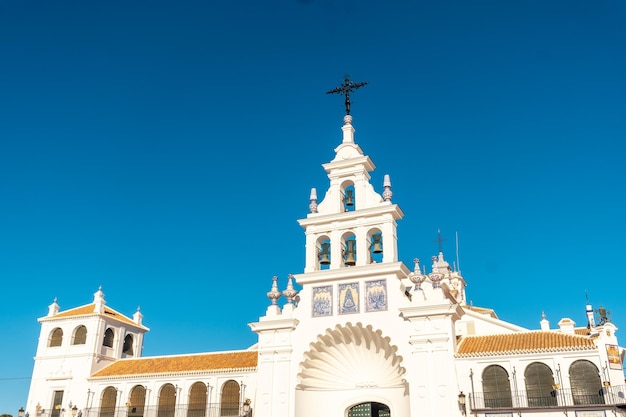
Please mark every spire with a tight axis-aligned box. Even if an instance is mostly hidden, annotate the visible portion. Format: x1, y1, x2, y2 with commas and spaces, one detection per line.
93, 285, 106, 314
540, 311, 550, 330
47, 297, 59, 317
341, 115, 355, 143
133, 306, 144, 325
431, 251, 452, 275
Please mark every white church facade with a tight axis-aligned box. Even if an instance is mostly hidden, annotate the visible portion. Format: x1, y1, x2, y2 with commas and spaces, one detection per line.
25, 112, 626, 417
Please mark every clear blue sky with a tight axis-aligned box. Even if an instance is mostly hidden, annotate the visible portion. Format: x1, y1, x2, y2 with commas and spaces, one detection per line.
1, 0, 625, 413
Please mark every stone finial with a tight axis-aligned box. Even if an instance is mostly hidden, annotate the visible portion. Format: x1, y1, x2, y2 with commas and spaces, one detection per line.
93, 285, 106, 313
133, 306, 143, 325
431, 252, 452, 275
540, 311, 550, 331
48, 297, 60, 316
309, 188, 318, 213
409, 259, 427, 291
282, 274, 298, 304
267, 276, 282, 306
382, 174, 392, 201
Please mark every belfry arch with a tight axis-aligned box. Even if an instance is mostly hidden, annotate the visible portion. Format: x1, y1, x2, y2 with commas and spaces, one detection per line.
295, 322, 409, 417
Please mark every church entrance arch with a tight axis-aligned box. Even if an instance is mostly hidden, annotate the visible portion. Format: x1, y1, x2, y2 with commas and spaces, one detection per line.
295, 322, 409, 417
348, 402, 391, 417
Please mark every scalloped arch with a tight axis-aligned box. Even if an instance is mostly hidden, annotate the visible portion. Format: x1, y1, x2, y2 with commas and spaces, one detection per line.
297, 322, 405, 390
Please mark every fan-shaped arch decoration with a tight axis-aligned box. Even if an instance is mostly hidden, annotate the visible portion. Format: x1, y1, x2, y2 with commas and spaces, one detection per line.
297, 322, 405, 390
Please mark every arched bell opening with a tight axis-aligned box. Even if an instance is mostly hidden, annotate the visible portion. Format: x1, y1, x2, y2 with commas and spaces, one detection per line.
317, 236, 331, 270
342, 233, 357, 267
368, 229, 383, 264
341, 181, 356, 212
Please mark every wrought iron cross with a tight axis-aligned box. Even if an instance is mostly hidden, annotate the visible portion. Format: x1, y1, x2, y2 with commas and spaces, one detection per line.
433, 228, 446, 253
326, 74, 368, 115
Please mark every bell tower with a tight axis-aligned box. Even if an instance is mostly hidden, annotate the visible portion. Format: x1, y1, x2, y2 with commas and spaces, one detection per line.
25, 287, 149, 415
300, 113, 404, 273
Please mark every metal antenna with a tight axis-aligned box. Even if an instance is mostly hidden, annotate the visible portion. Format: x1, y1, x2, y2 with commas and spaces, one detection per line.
455, 231, 461, 273
326, 74, 368, 115
433, 228, 446, 253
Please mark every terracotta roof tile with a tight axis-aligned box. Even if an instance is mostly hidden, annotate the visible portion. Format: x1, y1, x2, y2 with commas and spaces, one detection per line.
92, 351, 258, 377
574, 327, 591, 336
456, 332, 596, 357
50, 304, 138, 327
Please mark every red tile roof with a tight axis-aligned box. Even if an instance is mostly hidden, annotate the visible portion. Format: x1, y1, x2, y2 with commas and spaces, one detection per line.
457, 332, 596, 357
91, 351, 258, 377
49, 304, 138, 326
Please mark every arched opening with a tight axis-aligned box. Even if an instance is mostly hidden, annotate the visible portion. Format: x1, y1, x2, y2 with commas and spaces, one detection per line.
72, 325, 87, 345
348, 402, 390, 417
158, 383, 176, 417
317, 236, 331, 270
123, 334, 134, 355
524, 362, 557, 407
49, 328, 63, 347
103, 327, 114, 348
296, 323, 407, 417
220, 380, 240, 416
342, 183, 356, 212
570, 360, 604, 405
128, 385, 146, 417
482, 365, 512, 408
368, 230, 383, 264
188, 382, 208, 417
343, 234, 357, 267
99, 386, 117, 417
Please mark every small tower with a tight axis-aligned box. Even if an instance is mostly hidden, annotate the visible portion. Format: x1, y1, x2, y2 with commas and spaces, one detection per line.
25, 287, 149, 415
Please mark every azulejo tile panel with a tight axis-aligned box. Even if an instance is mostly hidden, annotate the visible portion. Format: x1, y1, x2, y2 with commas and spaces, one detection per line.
338, 282, 359, 315
365, 279, 387, 312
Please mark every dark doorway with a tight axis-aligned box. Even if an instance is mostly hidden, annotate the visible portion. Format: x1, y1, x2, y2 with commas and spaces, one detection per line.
348, 402, 390, 417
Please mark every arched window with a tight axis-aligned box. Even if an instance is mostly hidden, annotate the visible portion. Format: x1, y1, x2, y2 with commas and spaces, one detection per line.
123, 334, 134, 355
99, 386, 117, 417
570, 360, 604, 405
72, 325, 87, 345
482, 365, 512, 408
128, 385, 146, 417
158, 383, 176, 417
49, 328, 63, 347
188, 382, 208, 417
524, 362, 557, 407
103, 328, 114, 348
220, 380, 240, 416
